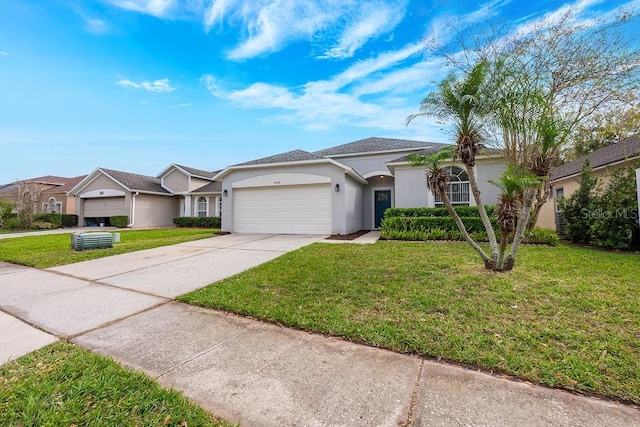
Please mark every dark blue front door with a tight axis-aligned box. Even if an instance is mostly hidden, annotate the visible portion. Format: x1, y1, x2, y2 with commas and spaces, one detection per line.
374, 190, 391, 228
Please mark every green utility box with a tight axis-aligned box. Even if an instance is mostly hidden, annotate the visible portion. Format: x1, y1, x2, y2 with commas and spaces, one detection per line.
71, 232, 117, 251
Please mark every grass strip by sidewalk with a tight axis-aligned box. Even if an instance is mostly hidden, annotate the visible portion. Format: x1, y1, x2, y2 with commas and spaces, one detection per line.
179, 241, 640, 404
0, 342, 233, 426
0, 228, 217, 268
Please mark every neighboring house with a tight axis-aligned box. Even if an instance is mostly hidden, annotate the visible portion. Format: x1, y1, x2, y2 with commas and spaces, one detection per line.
68, 165, 221, 227
537, 135, 640, 233
0, 175, 86, 215
216, 137, 505, 235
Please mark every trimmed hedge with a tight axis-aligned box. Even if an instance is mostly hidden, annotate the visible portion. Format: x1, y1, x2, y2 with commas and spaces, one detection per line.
381, 216, 495, 236
173, 216, 221, 228
384, 205, 496, 218
61, 214, 78, 227
110, 215, 129, 228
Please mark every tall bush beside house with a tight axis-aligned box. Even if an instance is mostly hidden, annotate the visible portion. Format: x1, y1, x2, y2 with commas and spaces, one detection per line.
0, 200, 15, 228
590, 165, 640, 250
110, 216, 129, 228
61, 214, 78, 227
560, 163, 639, 250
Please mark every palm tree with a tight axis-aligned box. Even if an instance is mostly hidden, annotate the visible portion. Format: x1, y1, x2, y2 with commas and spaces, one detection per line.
407, 60, 498, 267
490, 165, 541, 270
409, 147, 494, 268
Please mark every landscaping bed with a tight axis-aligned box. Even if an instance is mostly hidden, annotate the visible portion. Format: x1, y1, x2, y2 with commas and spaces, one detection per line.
179, 241, 640, 404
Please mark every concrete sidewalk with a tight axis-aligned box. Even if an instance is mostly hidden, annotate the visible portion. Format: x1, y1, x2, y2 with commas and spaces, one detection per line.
1, 233, 638, 426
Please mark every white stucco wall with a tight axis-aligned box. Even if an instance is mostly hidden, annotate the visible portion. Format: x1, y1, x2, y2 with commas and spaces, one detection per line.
344, 176, 363, 233
363, 175, 394, 230
392, 158, 505, 209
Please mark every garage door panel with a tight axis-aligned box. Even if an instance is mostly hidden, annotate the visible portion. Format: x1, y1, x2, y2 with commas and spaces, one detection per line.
84, 197, 126, 217
234, 185, 331, 234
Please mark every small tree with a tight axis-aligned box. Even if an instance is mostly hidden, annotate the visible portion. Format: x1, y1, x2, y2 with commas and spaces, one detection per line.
558, 161, 598, 244
15, 181, 43, 229
590, 165, 640, 250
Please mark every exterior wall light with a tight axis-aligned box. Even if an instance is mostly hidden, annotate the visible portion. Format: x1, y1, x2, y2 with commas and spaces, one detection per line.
335, 184, 340, 192
379, 175, 385, 179
223, 189, 228, 197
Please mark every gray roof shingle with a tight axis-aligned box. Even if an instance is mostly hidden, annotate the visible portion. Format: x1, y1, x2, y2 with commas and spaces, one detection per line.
550, 135, 640, 181
174, 164, 218, 179
388, 145, 502, 163
314, 137, 434, 156
100, 168, 170, 194
235, 149, 325, 166
189, 181, 222, 193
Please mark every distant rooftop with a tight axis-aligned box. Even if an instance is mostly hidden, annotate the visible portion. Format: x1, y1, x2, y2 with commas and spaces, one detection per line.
174, 164, 218, 179
314, 137, 434, 157
550, 135, 640, 181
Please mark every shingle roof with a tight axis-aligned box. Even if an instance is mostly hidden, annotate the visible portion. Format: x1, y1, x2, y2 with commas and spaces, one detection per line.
189, 181, 222, 193
100, 168, 170, 194
234, 149, 325, 166
174, 164, 218, 179
0, 175, 87, 196
550, 135, 640, 181
314, 137, 434, 156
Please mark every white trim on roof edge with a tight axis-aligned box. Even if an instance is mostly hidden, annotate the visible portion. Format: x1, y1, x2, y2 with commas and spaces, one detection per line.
67, 168, 130, 195
550, 155, 640, 183
320, 147, 435, 158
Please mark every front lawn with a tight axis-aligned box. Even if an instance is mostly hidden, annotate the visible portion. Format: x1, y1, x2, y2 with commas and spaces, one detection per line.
179, 241, 640, 404
0, 228, 218, 268
0, 342, 232, 426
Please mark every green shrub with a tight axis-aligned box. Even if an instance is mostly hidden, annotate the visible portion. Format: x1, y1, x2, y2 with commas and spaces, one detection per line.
61, 214, 78, 227
384, 205, 495, 218
110, 215, 129, 228
173, 216, 221, 228
3, 217, 19, 230
381, 216, 494, 234
524, 228, 560, 246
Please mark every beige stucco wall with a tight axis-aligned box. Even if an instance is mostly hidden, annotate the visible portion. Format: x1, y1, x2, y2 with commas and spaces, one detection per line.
82, 174, 127, 192
190, 177, 211, 191
163, 169, 189, 193
133, 194, 179, 228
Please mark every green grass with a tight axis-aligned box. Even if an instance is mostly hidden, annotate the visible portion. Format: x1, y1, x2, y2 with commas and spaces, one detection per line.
0, 228, 218, 268
179, 241, 640, 404
0, 342, 233, 426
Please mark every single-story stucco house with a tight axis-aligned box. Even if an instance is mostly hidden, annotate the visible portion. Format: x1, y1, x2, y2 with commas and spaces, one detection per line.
537, 135, 640, 234
0, 175, 86, 215
67, 137, 505, 233
216, 137, 505, 234
68, 165, 221, 227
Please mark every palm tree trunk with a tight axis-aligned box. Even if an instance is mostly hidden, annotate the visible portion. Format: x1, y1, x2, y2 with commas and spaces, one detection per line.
505, 188, 537, 270
465, 164, 498, 259
441, 192, 494, 269
526, 183, 549, 231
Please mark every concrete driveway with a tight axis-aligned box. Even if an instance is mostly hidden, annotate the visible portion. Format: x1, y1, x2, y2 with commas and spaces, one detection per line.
48, 233, 322, 298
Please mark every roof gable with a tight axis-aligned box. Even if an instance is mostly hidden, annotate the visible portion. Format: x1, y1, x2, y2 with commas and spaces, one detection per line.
100, 168, 170, 194
550, 135, 640, 181
188, 181, 222, 194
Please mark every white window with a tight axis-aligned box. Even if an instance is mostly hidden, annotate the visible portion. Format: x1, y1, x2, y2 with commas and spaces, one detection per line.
45, 197, 62, 213
197, 196, 207, 217
555, 187, 564, 212
218, 196, 222, 217
434, 166, 470, 207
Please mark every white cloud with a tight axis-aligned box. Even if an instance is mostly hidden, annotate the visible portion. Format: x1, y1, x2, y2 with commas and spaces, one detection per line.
317, 1, 407, 60
116, 78, 176, 92
0, 51, 8, 56
105, 0, 176, 18
85, 17, 110, 35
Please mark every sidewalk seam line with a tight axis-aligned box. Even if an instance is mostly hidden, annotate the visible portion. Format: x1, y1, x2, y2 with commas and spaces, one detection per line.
404, 359, 424, 426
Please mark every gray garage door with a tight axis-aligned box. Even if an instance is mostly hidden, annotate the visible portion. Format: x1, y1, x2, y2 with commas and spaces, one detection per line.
84, 197, 126, 217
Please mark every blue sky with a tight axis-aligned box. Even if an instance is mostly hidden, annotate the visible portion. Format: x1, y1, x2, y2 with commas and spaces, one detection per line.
0, 0, 634, 182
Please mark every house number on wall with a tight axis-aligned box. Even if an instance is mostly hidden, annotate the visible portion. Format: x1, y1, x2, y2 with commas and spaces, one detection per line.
273, 181, 281, 184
